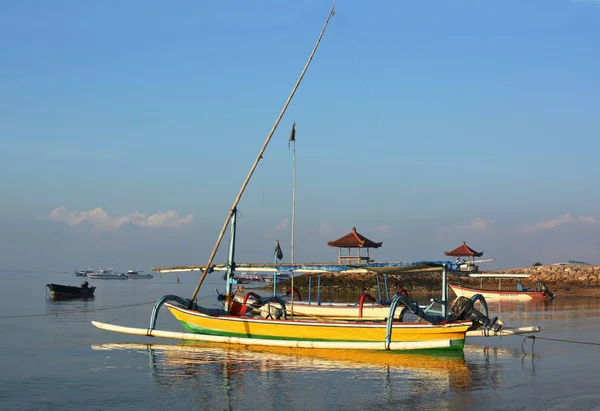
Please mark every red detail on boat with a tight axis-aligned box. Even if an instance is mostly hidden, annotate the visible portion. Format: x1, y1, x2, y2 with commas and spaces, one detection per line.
286, 287, 302, 301
359, 293, 377, 318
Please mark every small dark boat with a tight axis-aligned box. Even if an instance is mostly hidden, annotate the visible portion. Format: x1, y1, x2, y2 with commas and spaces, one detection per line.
46, 281, 96, 299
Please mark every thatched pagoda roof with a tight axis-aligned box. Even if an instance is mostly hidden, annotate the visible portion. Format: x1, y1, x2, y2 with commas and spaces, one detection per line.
444, 241, 483, 257
327, 227, 383, 248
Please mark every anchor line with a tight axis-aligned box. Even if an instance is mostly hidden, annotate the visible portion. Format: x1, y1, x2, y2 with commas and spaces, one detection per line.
519, 334, 600, 356
521, 335, 536, 355
526, 335, 600, 347
0, 300, 156, 319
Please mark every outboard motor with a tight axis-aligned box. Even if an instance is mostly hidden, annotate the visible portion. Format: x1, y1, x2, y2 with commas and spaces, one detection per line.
542, 285, 555, 299
450, 296, 502, 332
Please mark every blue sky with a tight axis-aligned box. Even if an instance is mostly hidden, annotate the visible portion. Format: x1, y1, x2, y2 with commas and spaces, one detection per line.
1, 0, 599, 272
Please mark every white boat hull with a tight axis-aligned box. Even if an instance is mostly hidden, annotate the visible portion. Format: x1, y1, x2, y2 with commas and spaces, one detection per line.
87, 274, 127, 280
450, 284, 550, 301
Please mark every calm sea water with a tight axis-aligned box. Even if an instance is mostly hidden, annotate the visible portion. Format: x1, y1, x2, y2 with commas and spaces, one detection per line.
1, 270, 600, 411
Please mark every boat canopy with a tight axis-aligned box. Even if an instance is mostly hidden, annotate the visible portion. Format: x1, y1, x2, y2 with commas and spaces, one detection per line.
152, 261, 458, 275
468, 273, 530, 278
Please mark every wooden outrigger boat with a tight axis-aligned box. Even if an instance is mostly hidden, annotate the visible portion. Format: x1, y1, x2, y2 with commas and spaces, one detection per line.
92, 5, 539, 352
450, 274, 555, 301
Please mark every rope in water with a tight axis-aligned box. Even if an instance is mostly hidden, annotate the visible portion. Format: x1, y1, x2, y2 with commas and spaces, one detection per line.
0, 300, 156, 319
520, 334, 600, 355
524, 335, 600, 347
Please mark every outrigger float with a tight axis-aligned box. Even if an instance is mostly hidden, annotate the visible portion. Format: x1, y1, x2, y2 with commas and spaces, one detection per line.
91, 4, 540, 352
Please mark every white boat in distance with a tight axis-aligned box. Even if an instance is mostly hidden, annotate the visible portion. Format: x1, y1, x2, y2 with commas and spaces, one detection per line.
263, 273, 291, 284
87, 269, 127, 280
125, 270, 153, 280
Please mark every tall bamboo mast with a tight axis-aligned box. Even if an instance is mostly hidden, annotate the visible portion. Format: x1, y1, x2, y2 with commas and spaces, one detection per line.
290, 125, 296, 318
190, 3, 336, 301
291, 124, 296, 264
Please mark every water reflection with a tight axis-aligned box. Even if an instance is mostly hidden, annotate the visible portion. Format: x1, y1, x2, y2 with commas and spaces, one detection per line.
91, 341, 519, 409
45, 296, 97, 323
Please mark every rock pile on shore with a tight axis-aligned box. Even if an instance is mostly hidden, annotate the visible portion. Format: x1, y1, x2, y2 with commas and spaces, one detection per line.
490, 264, 600, 291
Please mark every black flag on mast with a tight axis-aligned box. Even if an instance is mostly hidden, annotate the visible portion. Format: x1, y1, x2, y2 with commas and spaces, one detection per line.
288, 122, 296, 148
274, 240, 284, 261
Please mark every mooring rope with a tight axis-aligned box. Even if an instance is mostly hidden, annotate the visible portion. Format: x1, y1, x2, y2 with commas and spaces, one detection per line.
520, 334, 600, 355
0, 300, 156, 319
526, 335, 600, 347
521, 335, 536, 355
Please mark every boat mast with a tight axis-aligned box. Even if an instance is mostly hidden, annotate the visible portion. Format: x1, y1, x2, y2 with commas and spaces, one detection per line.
190, 3, 336, 301
290, 122, 296, 264
290, 123, 297, 317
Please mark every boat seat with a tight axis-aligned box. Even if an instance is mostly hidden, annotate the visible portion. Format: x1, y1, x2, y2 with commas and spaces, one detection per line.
228, 300, 249, 316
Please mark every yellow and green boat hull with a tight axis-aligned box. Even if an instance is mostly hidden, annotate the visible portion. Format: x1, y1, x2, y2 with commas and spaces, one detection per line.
165, 303, 469, 350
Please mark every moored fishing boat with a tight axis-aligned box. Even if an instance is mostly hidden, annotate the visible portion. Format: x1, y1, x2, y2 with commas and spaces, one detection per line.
87, 269, 127, 280
450, 273, 555, 301
125, 270, 153, 280
162, 301, 472, 349
47, 281, 96, 299
450, 283, 554, 301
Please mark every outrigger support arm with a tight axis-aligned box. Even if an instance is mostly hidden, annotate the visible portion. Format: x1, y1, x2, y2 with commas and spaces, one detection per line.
148, 295, 195, 333
385, 294, 446, 350
189, 3, 336, 302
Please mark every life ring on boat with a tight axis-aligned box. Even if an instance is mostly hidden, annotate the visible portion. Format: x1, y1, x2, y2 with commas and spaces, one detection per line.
358, 292, 376, 318
243, 292, 261, 305
285, 287, 302, 301
396, 288, 409, 298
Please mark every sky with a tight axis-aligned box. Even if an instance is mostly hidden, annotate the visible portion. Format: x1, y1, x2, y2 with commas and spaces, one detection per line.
1, 0, 599, 272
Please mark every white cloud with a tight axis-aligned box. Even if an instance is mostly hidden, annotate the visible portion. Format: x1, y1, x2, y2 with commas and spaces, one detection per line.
47, 207, 194, 231
276, 218, 289, 230
436, 217, 494, 235
519, 213, 600, 234
319, 222, 334, 236
378, 225, 391, 233
470, 217, 491, 231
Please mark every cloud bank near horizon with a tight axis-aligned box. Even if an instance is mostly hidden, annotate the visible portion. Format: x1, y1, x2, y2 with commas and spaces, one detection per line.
46, 207, 194, 231
436, 217, 494, 236
519, 213, 600, 234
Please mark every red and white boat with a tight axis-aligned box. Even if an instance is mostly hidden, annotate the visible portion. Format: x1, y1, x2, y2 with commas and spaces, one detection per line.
450, 274, 554, 301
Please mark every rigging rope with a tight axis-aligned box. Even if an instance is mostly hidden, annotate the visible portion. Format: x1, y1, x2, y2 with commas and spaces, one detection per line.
0, 300, 156, 319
